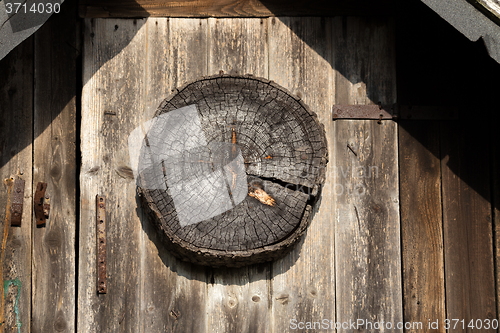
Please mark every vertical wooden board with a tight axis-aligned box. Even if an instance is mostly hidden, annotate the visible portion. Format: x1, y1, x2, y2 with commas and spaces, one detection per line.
206, 18, 271, 333
268, 17, 336, 332
334, 120, 401, 330
32, 2, 78, 332
333, 17, 396, 105
138, 18, 209, 333
494, 111, 500, 325
440, 119, 496, 331
79, 18, 147, 332
136, 18, 176, 333
208, 17, 268, 76
399, 122, 445, 333
333, 16, 402, 331
0, 39, 33, 333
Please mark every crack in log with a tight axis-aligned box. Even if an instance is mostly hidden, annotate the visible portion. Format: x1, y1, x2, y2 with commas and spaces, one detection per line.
246, 173, 317, 204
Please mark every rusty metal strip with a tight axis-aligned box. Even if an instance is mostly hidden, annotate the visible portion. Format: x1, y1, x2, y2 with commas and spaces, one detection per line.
34, 182, 49, 226
96, 195, 107, 294
332, 104, 460, 120
332, 105, 396, 120
10, 179, 25, 226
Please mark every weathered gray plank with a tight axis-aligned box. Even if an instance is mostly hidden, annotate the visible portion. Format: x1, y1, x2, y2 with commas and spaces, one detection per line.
206, 17, 270, 333
0, 37, 33, 333
79, 18, 147, 332
32, 2, 77, 331
138, 18, 208, 333
333, 16, 402, 332
269, 17, 336, 332
440, 119, 496, 332
399, 121, 445, 333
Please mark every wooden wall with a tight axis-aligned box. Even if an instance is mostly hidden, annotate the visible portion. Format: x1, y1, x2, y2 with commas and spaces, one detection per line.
0, 1, 499, 332
0, 1, 78, 332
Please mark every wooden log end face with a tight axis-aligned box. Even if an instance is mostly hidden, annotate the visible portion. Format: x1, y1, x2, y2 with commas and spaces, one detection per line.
137, 74, 328, 267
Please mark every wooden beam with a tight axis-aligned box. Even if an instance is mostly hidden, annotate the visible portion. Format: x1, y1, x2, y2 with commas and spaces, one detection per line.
269, 16, 336, 333
32, 1, 78, 331
440, 118, 496, 330
333, 16, 402, 330
399, 121, 445, 333
79, 0, 395, 18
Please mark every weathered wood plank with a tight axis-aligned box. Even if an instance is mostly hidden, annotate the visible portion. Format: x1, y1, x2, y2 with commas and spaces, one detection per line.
399, 121, 445, 333
138, 18, 208, 333
32, 2, 78, 331
333, 17, 396, 105
333, 16, 402, 331
79, 18, 147, 332
440, 119, 496, 331
268, 17, 336, 332
0, 37, 33, 333
79, 0, 395, 18
206, 17, 270, 333
208, 18, 268, 76
333, 120, 401, 331
494, 111, 500, 327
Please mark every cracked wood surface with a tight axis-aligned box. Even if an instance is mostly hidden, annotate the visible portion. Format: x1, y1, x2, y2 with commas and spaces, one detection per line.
138, 75, 328, 266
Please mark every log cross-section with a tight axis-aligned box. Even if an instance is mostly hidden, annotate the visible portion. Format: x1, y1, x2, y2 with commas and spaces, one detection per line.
137, 74, 328, 267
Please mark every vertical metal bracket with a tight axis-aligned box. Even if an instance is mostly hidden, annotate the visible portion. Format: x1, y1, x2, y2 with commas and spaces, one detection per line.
34, 182, 50, 226
96, 195, 107, 294
10, 179, 25, 226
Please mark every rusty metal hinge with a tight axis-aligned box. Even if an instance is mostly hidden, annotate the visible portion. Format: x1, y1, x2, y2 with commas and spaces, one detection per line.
34, 182, 50, 226
332, 104, 460, 121
10, 179, 25, 226
96, 195, 107, 294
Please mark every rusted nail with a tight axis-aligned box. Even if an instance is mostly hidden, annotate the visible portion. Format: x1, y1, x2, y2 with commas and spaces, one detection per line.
170, 309, 180, 319
347, 143, 357, 157
34, 182, 48, 226
96, 195, 107, 294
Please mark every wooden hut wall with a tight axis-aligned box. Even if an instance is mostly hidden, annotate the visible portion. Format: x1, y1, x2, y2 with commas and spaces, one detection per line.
0, 1, 499, 332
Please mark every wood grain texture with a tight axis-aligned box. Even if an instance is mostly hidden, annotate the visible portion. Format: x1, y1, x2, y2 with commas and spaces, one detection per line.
333, 16, 396, 105
268, 17, 336, 332
32, 2, 77, 331
81, 18, 210, 333
494, 110, 500, 326
0, 37, 33, 333
333, 120, 402, 330
399, 121, 445, 333
489, 112, 500, 319
206, 18, 270, 333
139, 75, 327, 265
79, 18, 147, 332
440, 119, 496, 331
333, 16, 402, 331
138, 18, 208, 333
79, 0, 395, 18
